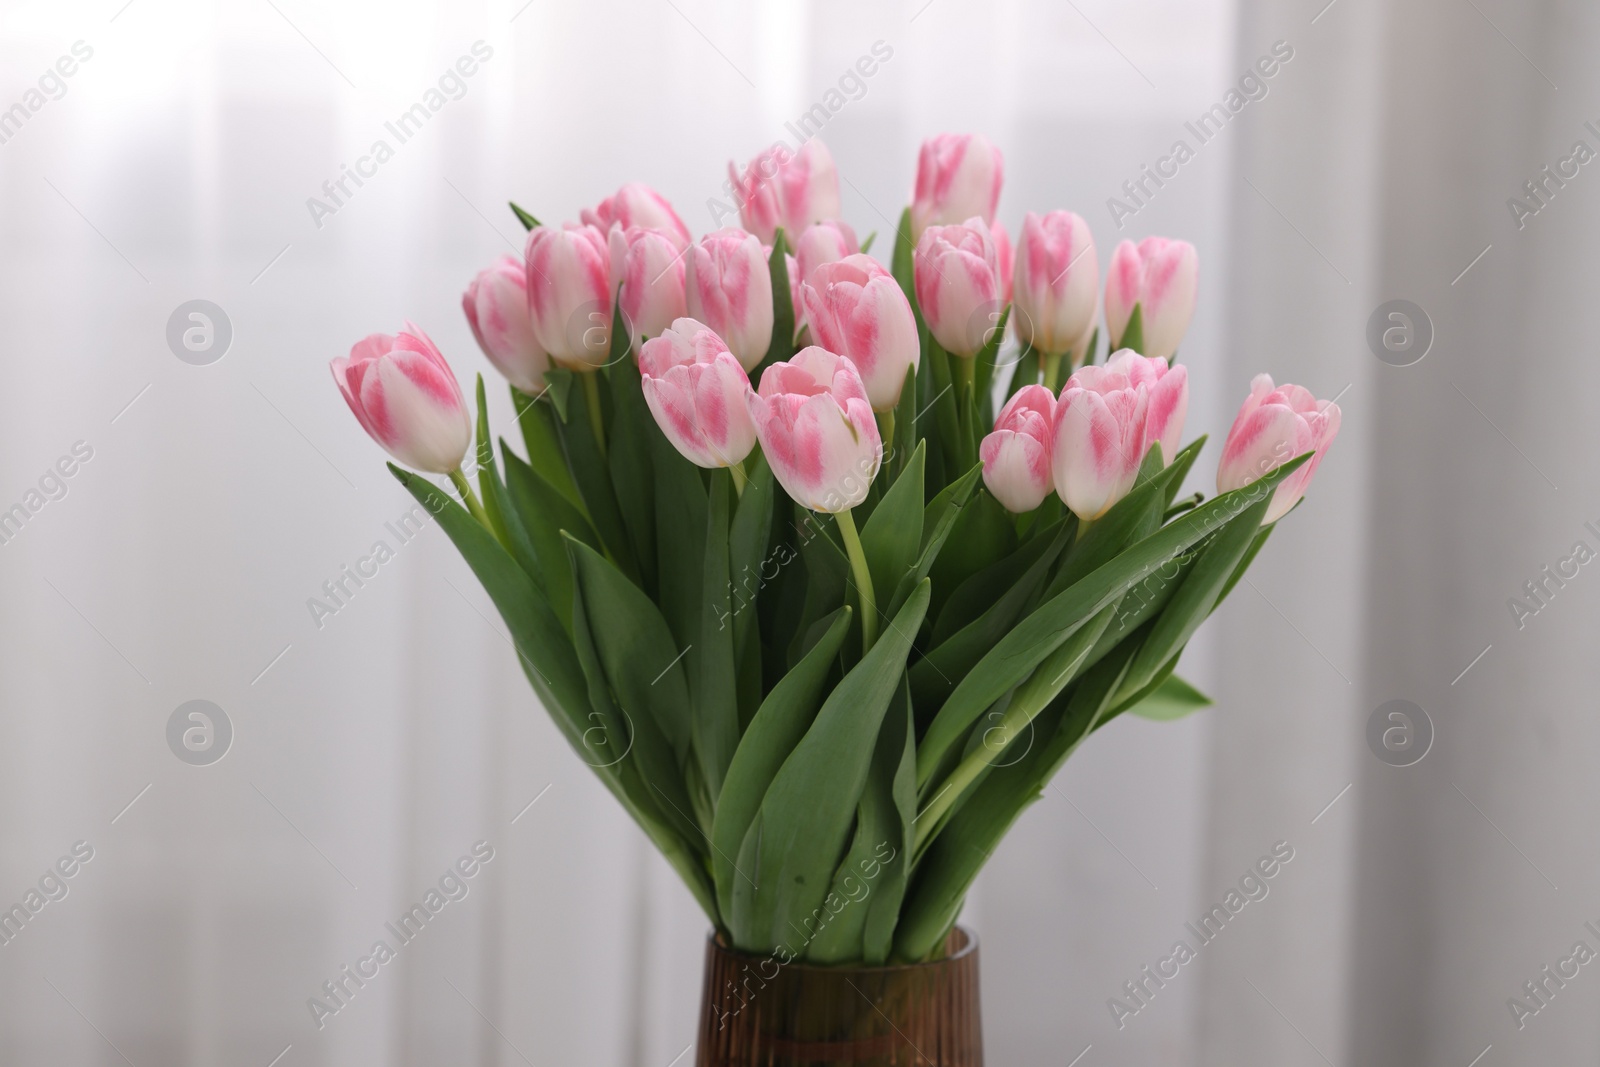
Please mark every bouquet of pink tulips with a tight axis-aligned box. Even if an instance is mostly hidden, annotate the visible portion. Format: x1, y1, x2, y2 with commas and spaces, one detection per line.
332, 134, 1340, 965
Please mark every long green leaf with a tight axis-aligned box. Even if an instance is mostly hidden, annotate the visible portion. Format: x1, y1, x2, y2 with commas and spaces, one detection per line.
806, 675, 913, 963
887, 460, 982, 619
1125, 672, 1211, 721
512, 385, 586, 515
861, 441, 925, 608
712, 608, 851, 931
697, 471, 740, 801
607, 354, 658, 595
501, 447, 597, 633
732, 581, 931, 951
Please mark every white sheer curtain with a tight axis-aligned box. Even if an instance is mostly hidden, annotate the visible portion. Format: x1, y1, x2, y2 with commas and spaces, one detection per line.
11, 0, 1587, 1064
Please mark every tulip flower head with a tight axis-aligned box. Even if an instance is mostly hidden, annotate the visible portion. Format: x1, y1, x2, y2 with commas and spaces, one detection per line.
525, 223, 613, 371
1013, 210, 1099, 359
748, 347, 881, 513
914, 218, 1002, 357
800, 254, 920, 411
610, 226, 689, 352
1103, 348, 1188, 466
638, 318, 757, 470
728, 139, 842, 246
981, 385, 1056, 514
686, 228, 775, 372
911, 133, 1004, 238
794, 220, 861, 290
332, 323, 471, 474
1217, 374, 1341, 523
463, 255, 550, 396
581, 181, 691, 251
1104, 237, 1198, 360
1051, 360, 1152, 522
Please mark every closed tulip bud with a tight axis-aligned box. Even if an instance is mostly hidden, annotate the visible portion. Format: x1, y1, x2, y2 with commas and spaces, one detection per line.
686, 228, 774, 372
609, 226, 688, 351
748, 347, 881, 513
800, 255, 920, 411
728, 139, 842, 246
463, 255, 550, 395
1013, 211, 1099, 358
1217, 374, 1341, 523
914, 218, 1001, 357
981, 385, 1055, 513
990, 220, 1013, 305
1052, 361, 1150, 522
638, 318, 757, 469
794, 220, 860, 290
1104, 237, 1198, 360
911, 133, 1004, 237
525, 223, 612, 370
581, 181, 690, 250
332, 323, 471, 474
1103, 348, 1188, 465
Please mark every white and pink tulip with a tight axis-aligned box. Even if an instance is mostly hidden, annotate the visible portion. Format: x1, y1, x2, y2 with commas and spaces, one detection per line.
911, 133, 1004, 237
610, 226, 689, 351
525, 223, 613, 370
638, 318, 757, 470
748, 347, 881, 513
463, 255, 550, 396
581, 181, 691, 250
800, 254, 920, 411
1217, 374, 1341, 523
729, 140, 842, 246
981, 385, 1055, 514
332, 323, 471, 474
686, 228, 775, 372
1104, 237, 1198, 360
1103, 348, 1188, 466
913, 218, 1002, 357
1051, 361, 1151, 522
1013, 211, 1099, 358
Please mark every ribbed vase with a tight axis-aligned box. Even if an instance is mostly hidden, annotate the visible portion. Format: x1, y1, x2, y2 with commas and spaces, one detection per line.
695, 927, 982, 1066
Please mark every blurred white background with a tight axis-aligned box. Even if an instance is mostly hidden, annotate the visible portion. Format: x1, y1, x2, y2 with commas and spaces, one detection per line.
1, 0, 1595, 1064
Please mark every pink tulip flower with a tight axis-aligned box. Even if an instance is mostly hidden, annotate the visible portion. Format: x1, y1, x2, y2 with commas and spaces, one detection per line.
1103, 348, 1188, 466
800, 255, 920, 411
748, 347, 881, 513
1051, 361, 1151, 522
638, 318, 757, 470
686, 228, 775, 372
914, 218, 1001, 357
728, 140, 842, 246
1217, 374, 1341, 523
911, 133, 1004, 237
332, 323, 471, 474
525, 223, 612, 370
981, 385, 1055, 513
463, 255, 550, 396
1013, 211, 1099, 358
609, 226, 688, 351
794, 220, 861, 290
581, 181, 690, 250
1104, 237, 1198, 360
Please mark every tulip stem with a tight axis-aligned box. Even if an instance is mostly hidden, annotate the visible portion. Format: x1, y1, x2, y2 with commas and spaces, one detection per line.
835, 507, 877, 653
876, 408, 896, 462
581, 371, 608, 459
449, 468, 492, 529
1042, 351, 1064, 392
729, 459, 748, 498
953, 355, 977, 471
